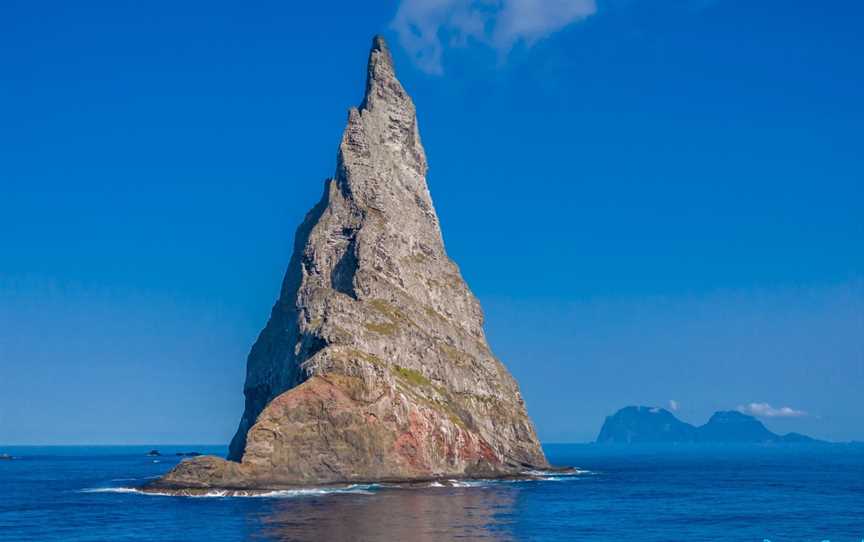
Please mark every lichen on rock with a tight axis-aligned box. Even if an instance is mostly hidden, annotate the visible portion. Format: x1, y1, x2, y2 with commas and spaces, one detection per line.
147, 35, 547, 491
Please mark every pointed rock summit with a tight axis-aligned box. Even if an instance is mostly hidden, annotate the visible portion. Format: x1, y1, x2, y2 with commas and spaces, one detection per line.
148, 36, 547, 491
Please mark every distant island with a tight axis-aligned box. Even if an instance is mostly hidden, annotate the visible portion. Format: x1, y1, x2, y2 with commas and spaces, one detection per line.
596, 406, 822, 444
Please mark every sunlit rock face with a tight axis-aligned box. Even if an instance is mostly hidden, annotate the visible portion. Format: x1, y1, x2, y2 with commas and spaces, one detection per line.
149, 36, 546, 490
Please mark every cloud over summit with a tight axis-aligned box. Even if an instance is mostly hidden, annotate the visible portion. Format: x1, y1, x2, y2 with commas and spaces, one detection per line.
391, 0, 597, 74
738, 402, 807, 418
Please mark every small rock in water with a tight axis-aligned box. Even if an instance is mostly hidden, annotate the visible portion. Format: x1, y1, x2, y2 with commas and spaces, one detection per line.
0, 453, 13, 460
145, 449, 161, 457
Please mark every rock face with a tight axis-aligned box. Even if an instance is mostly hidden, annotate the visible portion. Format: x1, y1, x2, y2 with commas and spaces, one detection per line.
148, 36, 546, 491
597, 406, 821, 444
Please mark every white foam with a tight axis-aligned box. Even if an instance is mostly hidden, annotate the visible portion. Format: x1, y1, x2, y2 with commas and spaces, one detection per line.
253, 485, 378, 498
417, 471, 595, 489
422, 480, 488, 488
522, 468, 593, 477
80, 484, 378, 498
447, 479, 490, 487
81, 487, 141, 494
81, 470, 591, 497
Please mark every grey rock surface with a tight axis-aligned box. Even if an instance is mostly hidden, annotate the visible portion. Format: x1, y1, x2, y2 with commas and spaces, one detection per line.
148, 36, 546, 491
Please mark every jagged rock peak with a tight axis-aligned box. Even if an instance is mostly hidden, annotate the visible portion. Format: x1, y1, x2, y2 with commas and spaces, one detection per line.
360, 36, 406, 114
338, 34, 430, 224
145, 35, 547, 492
365, 35, 395, 94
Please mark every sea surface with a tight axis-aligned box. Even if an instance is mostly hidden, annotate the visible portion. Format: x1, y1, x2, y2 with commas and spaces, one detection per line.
1, 443, 861, 541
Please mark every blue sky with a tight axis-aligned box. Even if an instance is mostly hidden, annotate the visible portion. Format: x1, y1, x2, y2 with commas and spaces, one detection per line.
1, 0, 861, 444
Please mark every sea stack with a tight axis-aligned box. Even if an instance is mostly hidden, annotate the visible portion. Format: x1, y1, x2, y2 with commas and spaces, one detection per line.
147, 36, 546, 490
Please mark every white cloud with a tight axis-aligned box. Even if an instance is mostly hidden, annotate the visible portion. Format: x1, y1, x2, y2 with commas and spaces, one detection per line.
737, 402, 807, 418
668, 399, 679, 412
391, 0, 597, 74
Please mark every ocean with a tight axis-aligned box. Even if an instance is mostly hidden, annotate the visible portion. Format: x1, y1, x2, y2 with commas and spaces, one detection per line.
1, 443, 861, 541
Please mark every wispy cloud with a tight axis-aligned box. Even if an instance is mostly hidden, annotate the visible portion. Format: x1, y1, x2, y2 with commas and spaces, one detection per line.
738, 402, 807, 418
390, 0, 597, 74
668, 399, 679, 412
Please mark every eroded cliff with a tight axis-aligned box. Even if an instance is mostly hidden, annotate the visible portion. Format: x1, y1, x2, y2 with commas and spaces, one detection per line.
148, 36, 547, 490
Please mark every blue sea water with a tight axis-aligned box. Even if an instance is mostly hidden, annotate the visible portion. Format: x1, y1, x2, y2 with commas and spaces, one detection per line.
0, 443, 861, 541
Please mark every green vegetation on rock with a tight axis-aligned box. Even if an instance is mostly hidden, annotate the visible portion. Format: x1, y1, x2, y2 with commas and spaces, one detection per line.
364, 321, 399, 335
391, 365, 431, 387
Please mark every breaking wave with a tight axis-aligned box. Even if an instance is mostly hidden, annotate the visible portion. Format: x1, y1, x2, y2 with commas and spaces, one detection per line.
80, 484, 379, 498
421, 469, 593, 488
522, 468, 594, 481
82, 469, 592, 497
520, 468, 595, 481
81, 487, 141, 494
423, 479, 493, 488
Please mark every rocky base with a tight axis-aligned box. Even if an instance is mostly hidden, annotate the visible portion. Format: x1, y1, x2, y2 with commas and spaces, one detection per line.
146, 373, 545, 491
141, 465, 579, 495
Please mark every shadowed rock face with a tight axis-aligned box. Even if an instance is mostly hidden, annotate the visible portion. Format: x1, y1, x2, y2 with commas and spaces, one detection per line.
148, 36, 546, 491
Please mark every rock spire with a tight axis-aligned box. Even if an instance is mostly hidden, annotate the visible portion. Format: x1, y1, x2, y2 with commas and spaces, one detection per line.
148, 36, 547, 491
